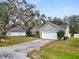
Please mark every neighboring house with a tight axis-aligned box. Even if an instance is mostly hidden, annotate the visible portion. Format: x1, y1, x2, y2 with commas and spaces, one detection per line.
31, 26, 41, 35
6, 28, 26, 36
31, 22, 70, 40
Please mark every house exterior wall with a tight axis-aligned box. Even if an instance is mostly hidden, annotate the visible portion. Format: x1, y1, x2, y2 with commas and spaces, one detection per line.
64, 34, 71, 38
65, 25, 70, 34
65, 25, 71, 38
39, 23, 59, 39
6, 32, 26, 36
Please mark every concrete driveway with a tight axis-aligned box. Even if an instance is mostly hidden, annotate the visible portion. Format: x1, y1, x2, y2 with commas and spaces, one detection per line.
7, 39, 50, 53
0, 39, 51, 59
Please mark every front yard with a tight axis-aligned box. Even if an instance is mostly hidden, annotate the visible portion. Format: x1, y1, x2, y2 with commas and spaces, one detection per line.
0, 36, 37, 46
28, 38, 79, 59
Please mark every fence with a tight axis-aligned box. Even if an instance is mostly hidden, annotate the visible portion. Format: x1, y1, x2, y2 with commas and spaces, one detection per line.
74, 34, 79, 38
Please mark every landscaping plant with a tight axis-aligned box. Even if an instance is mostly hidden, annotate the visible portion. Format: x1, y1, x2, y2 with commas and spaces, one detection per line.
57, 30, 65, 39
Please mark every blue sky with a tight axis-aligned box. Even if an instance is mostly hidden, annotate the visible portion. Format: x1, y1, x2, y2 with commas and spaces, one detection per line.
27, 0, 79, 18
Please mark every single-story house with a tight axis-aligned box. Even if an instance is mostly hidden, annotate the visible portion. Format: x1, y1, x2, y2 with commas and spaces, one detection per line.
31, 22, 70, 40
6, 28, 26, 36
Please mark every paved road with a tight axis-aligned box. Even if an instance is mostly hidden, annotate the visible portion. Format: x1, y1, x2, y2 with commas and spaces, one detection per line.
8, 39, 50, 53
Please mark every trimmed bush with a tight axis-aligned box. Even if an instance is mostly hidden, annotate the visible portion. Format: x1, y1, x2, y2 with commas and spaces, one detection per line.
57, 30, 65, 39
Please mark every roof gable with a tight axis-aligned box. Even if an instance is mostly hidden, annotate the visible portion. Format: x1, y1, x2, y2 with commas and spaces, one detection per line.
39, 22, 62, 32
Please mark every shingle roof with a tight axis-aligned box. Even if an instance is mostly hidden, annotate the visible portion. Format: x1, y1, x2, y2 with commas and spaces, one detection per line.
8, 28, 25, 32
56, 23, 68, 30
31, 22, 68, 32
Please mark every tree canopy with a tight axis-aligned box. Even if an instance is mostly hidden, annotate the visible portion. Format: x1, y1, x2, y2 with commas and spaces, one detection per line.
63, 15, 79, 35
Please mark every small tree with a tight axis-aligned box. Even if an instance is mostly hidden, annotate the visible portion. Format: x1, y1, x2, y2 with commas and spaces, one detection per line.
57, 30, 65, 39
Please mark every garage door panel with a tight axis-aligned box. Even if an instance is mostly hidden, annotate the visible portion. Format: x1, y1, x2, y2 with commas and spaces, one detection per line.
42, 32, 57, 39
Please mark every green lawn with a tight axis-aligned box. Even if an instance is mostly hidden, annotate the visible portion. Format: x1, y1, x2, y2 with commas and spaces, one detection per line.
0, 36, 37, 46
28, 37, 79, 59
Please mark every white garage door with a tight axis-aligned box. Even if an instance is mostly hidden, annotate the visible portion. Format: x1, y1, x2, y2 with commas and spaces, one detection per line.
41, 32, 57, 40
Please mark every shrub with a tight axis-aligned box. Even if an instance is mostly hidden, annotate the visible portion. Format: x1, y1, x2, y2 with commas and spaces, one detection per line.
57, 30, 65, 39
26, 30, 32, 37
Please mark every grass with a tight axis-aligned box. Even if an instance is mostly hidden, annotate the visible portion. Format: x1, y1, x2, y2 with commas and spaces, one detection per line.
0, 36, 37, 46
28, 37, 79, 59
